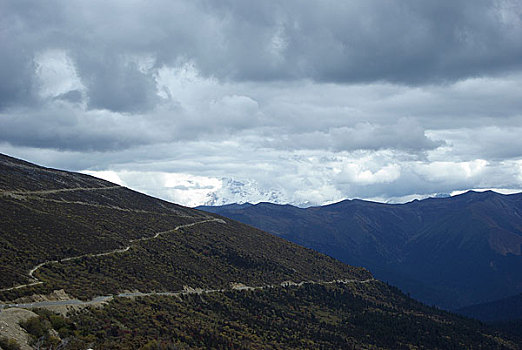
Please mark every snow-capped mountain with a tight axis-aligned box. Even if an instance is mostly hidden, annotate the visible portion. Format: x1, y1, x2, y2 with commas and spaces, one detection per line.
203, 178, 295, 206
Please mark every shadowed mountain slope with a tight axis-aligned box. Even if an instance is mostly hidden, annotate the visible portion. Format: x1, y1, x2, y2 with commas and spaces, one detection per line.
0, 153, 367, 300
199, 191, 522, 310
457, 293, 522, 339
458, 293, 522, 323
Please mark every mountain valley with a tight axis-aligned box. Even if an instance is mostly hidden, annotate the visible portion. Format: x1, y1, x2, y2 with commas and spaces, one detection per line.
199, 191, 522, 311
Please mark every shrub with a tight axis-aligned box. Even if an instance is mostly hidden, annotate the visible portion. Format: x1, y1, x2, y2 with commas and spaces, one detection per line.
0, 336, 21, 350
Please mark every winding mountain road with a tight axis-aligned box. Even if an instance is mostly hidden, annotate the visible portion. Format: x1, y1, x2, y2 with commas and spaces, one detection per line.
0, 278, 375, 311
0, 184, 374, 315
0, 218, 226, 293
2, 184, 198, 217
0, 185, 122, 196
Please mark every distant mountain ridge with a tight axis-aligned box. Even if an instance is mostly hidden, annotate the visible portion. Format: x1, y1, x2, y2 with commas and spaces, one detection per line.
456, 292, 522, 338
198, 190, 522, 311
457, 292, 522, 322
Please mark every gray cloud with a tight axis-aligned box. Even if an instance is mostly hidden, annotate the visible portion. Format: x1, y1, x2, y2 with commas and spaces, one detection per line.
430, 125, 522, 160
78, 57, 160, 113
0, 104, 162, 151
199, 0, 522, 83
267, 118, 443, 152
2, 0, 522, 111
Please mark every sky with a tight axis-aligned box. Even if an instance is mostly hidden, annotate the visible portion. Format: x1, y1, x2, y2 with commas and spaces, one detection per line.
1, 0, 522, 207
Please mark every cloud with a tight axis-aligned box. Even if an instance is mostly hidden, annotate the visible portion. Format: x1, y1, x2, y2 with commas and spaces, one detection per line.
2, 0, 522, 111
1, 1, 522, 206
98, 171, 223, 207
200, 0, 522, 83
270, 118, 441, 152
338, 163, 401, 185
81, 55, 160, 113
34, 50, 85, 100
413, 160, 488, 183
428, 126, 522, 160
82, 170, 125, 186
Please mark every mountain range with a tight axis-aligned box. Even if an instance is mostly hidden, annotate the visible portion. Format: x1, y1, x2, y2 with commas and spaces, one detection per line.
199, 191, 522, 312
0, 153, 520, 349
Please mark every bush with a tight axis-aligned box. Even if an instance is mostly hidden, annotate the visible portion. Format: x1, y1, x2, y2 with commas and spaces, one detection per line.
0, 336, 21, 350
19, 316, 50, 338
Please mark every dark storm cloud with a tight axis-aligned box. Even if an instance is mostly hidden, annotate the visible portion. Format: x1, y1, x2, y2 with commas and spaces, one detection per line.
76, 55, 160, 113
204, 0, 522, 83
2, 0, 521, 113
0, 106, 155, 151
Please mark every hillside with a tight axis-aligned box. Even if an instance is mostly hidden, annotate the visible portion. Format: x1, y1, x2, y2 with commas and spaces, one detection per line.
198, 191, 522, 310
0, 153, 368, 300
456, 294, 522, 339
0, 153, 520, 349
458, 293, 522, 323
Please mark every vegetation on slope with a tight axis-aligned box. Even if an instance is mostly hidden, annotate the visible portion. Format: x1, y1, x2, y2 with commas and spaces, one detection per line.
457, 293, 522, 323
457, 293, 522, 338
34, 220, 369, 300
0, 197, 196, 290
16, 282, 521, 349
0, 153, 368, 302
